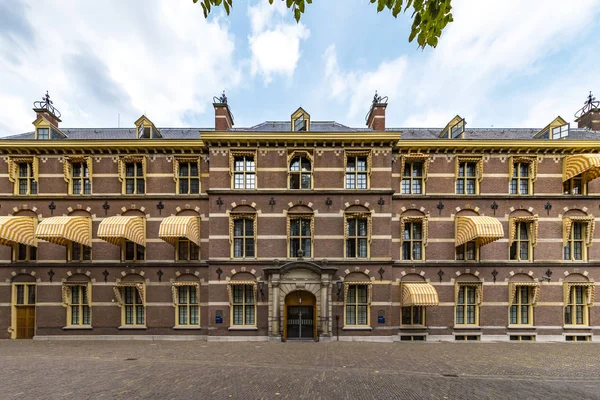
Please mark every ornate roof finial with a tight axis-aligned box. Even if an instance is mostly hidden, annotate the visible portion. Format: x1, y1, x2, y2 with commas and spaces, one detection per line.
33, 90, 62, 118
213, 90, 228, 104
575, 91, 599, 119
372, 90, 388, 105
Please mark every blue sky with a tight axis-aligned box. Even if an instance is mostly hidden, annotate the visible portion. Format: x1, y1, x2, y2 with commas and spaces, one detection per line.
1, 0, 600, 136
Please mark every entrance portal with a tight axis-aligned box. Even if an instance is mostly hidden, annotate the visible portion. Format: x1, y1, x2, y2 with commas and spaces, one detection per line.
284, 291, 316, 340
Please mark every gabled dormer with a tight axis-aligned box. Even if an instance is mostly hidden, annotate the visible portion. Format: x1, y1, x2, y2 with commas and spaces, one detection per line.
439, 115, 466, 139
134, 115, 162, 139
534, 116, 569, 139
32, 115, 66, 140
291, 107, 310, 132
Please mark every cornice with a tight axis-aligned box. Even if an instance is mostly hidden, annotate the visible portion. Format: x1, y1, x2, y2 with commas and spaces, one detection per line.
202, 131, 400, 146
0, 139, 207, 154
396, 139, 600, 153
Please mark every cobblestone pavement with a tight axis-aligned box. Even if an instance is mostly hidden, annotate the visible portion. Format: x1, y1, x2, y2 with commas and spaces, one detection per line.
1, 341, 599, 400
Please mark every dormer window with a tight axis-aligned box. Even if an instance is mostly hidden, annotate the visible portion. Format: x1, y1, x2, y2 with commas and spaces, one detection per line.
135, 116, 162, 139
37, 128, 49, 140
552, 124, 569, 140
440, 115, 466, 139
291, 107, 310, 132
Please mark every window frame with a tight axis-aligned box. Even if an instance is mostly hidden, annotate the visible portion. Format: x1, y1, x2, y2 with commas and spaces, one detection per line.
509, 221, 532, 261
230, 151, 256, 190
345, 214, 370, 259
455, 161, 479, 195
509, 162, 532, 195
70, 161, 92, 195
122, 240, 146, 262
401, 305, 425, 326
36, 127, 50, 140
174, 284, 200, 327
13, 244, 37, 262
344, 283, 371, 327
230, 215, 257, 259
455, 284, 480, 326
176, 159, 200, 195
563, 174, 586, 195
66, 283, 92, 327
455, 241, 478, 261
121, 285, 146, 327
345, 151, 371, 190
230, 283, 256, 327
401, 161, 425, 195
17, 162, 38, 196
176, 238, 200, 262
123, 161, 145, 195
288, 152, 313, 190
509, 285, 534, 326
14, 283, 36, 306
69, 243, 92, 262
287, 215, 313, 258
401, 220, 424, 261
564, 285, 589, 326
564, 222, 587, 261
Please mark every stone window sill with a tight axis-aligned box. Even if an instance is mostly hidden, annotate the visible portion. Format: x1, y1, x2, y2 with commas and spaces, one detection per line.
399, 325, 427, 330
563, 325, 591, 330
342, 326, 372, 331
228, 326, 258, 331
62, 326, 93, 330
173, 326, 202, 330
453, 325, 481, 330
118, 325, 147, 330
507, 325, 535, 329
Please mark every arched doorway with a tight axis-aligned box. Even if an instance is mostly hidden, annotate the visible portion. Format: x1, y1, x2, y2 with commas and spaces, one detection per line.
284, 290, 316, 340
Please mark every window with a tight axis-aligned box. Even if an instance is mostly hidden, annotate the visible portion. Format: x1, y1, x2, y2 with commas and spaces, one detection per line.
289, 155, 312, 189
564, 222, 585, 261
289, 217, 312, 258
510, 163, 530, 195
123, 286, 145, 326
345, 155, 368, 189
510, 335, 535, 341
70, 243, 92, 262
346, 216, 369, 258
125, 162, 145, 194
68, 285, 91, 326
510, 286, 533, 325
563, 174, 585, 195
552, 124, 569, 139
455, 285, 479, 325
400, 335, 426, 341
123, 241, 145, 261
345, 284, 369, 326
402, 306, 424, 326
233, 155, 255, 189
37, 128, 49, 140
564, 285, 589, 326
178, 161, 200, 195
402, 221, 423, 261
294, 115, 306, 131
176, 285, 199, 326
18, 162, 38, 195
456, 241, 477, 261
566, 335, 590, 342
71, 162, 91, 195
15, 244, 37, 262
15, 284, 36, 306
456, 162, 478, 194
177, 238, 199, 261
232, 217, 255, 258
509, 222, 531, 261
402, 162, 423, 194
231, 284, 255, 326
455, 335, 480, 341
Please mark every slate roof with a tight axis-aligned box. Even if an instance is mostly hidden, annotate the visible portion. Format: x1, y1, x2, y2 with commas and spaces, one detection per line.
2, 125, 599, 141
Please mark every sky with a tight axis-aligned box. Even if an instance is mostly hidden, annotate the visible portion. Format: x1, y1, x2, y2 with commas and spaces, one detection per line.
1, 0, 600, 136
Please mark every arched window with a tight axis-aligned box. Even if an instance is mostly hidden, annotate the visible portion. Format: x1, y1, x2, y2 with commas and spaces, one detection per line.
289, 153, 312, 189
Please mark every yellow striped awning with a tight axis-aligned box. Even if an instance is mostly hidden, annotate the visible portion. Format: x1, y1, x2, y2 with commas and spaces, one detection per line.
402, 283, 439, 306
563, 215, 595, 247
456, 216, 504, 247
158, 216, 200, 246
509, 282, 541, 306
98, 216, 145, 246
563, 282, 595, 307
35, 216, 91, 247
563, 154, 600, 182
0, 216, 36, 247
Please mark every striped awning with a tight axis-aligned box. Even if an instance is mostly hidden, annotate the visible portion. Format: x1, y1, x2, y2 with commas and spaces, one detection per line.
563, 282, 595, 306
563, 154, 600, 182
563, 216, 595, 247
0, 216, 36, 247
98, 216, 145, 246
35, 216, 91, 247
227, 280, 257, 304
456, 216, 504, 247
158, 216, 200, 246
509, 282, 541, 306
402, 283, 439, 306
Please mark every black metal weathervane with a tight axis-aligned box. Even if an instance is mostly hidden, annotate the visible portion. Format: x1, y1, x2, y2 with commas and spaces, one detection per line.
574, 91, 599, 119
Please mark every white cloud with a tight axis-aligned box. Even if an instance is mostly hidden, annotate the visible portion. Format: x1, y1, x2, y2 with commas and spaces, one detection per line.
322, 0, 600, 128
0, 0, 241, 136
248, 0, 309, 84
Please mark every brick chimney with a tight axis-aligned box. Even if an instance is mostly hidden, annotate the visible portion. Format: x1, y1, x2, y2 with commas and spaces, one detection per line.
33, 91, 61, 127
575, 91, 600, 131
366, 91, 387, 131
213, 91, 234, 131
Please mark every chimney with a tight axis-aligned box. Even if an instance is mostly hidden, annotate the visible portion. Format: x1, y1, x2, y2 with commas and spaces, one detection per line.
213, 91, 234, 131
366, 91, 387, 131
33, 91, 62, 127
575, 91, 600, 131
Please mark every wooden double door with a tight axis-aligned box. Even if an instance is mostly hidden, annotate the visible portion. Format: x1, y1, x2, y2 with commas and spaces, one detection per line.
16, 306, 35, 339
